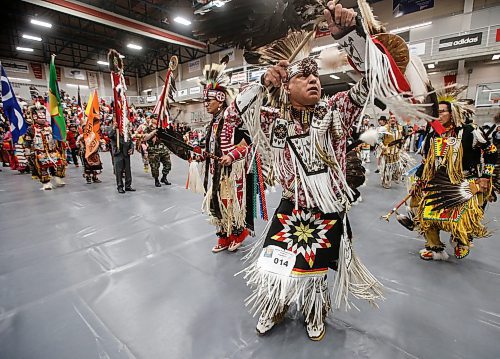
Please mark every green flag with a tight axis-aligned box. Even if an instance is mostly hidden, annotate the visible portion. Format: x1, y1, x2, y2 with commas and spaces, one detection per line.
49, 54, 66, 141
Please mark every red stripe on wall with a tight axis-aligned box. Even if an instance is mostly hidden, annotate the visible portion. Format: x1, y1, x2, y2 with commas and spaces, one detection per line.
44, 0, 206, 49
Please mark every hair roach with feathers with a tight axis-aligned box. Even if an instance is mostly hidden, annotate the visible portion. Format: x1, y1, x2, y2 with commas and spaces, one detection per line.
437, 85, 474, 126
199, 55, 237, 106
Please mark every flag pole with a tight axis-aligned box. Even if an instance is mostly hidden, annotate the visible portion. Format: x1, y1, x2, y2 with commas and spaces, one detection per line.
115, 114, 120, 150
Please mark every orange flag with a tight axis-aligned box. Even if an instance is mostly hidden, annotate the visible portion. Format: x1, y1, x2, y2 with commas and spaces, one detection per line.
83, 90, 101, 159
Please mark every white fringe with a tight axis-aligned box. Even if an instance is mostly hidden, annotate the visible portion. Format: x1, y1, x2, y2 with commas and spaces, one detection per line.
240, 220, 272, 263
292, 156, 345, 213
239, 89, 271, 168
363, 31, 435, 124
380, 151, 414, 184
280, 124, 353, 214
201, 160, 247, 235
332, 218, 384, 310
239, 261, 330, 327
187, 161, 205, 194
237, 215, 384, 322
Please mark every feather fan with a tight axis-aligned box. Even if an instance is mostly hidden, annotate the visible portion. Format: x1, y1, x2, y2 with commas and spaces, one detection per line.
423, 169, 474, 211
193, 0, 325, 50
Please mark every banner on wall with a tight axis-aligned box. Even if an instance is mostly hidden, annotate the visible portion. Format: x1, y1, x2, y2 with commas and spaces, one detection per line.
249, 69, 266, 82
219, 48, 235, 63
9, 82, 47, 100
189, 86, 201, 95
64, 67, 87, 80
230, 72, 247, 84
444, 74, 457, 87
30, 63, 43, 79
393, 0, 434, 18
87, 71, 98, 89
188, 59, 201, 73
438, 33, 482, 51
408, 42, 426, 56
1, 60, 29, 73
29, 84, 46, 99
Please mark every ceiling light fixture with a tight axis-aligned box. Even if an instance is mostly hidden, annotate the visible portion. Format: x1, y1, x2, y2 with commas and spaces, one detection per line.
67, 84, 89, 88
411, 21, 433, 29
427, 63, 435, 69
492, 54, 500, 60
16, 47, 34, 52
127, 43, 142, 50
30, 19, 52, 28
143, 89, 152, 93
390, 21, 432, 34
174, 16, 191, 26
329, 74, 340, 80
97, 60, 109, 66
22, 34, 42, 41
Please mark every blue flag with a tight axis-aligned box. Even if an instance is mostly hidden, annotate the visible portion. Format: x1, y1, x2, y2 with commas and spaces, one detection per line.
1, 65, 28, 143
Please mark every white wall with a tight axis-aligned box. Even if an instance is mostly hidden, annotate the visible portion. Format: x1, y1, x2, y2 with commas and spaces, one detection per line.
2, 58, 138, 103
464, 62, 500, 99
140, 72, 158, 96
373, 0, 465, 31
428, 61, 500, 99
173, 102, 210, 127
408, 6, 500, 42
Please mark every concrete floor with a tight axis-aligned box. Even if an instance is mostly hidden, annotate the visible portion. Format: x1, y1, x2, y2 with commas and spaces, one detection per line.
0, 153, 499, 359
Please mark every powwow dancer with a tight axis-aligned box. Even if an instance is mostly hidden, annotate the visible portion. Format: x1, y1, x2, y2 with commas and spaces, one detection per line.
197, 59, 257, 253
377, 113, 412, 188
235, 0, 439, 341
233, 1, 390, 341
1, 64, 29, 171
374, 115, 387, 174
12, 135, 30, 173
47, 54, 68, 187
358, 116, 372, 164
80, 90, 103, 184
403, 88, 497, 260
27, 103, 66, 190
134, 117, 150, 173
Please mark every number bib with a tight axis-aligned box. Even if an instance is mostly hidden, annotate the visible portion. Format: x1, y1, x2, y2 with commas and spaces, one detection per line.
257, 245, 296, 276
